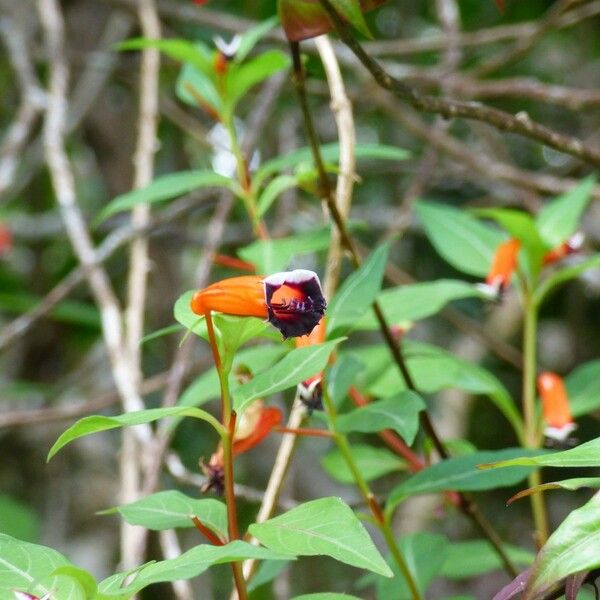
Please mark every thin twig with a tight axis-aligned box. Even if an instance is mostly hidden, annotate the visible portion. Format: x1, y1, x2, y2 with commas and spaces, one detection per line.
317, 0, 600, 169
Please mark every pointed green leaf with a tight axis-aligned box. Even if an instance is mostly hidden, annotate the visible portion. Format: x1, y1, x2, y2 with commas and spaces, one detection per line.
415, 201, 505, 277
235, 16, 279, 63
98, 541, 291, 596
257, 174, 297, 217
292, 595, 363, 600
117, 37, 213, 74
326, 355, 364, 406
387, 449, 540, 513
536, 175, 596, 247
226, 50, 290, 111
534, 253, 600, 307
48, 407, 224, 461
326, 244, 389, 337
508, 477, 600, 504
567, 359, 600, 417
527, 492, 600, 598
482, 437, 600, 469
97, 171, 240, 223
321, 444, 406, 483
357, 279, 486, 329
176, 60, 222, 113
51, 566, 98, 599
0, 534, 84, 600
331, 0, 372, 37
336, 391, 425, 444
174, 290, 208, 339
109, 491, 227, 537
249, 497, 393, 577
233, 339, 343, 412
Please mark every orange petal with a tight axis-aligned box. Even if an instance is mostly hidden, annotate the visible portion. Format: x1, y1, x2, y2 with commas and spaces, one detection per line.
233, 407, 283, 456
486, 238, 521, 288
191, 275, 268, 318
295, 317, 326, 348
538, 372, 573, 429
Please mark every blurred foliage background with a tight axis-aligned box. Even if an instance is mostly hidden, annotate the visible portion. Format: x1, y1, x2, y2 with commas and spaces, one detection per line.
0, 0, 599, 597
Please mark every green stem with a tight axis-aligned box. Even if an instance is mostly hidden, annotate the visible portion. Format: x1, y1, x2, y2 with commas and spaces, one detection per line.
323, 388, 422, 600
522, 295, 549, 546
205, 312, 248, 600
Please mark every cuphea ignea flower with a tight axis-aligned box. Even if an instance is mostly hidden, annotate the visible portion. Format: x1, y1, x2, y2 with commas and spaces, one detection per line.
190, 270, 326, 339
201, 401, 283, 494
543, 232, 584, 266
478, 238, 521, 297
295, 317, 326, 412
538, 372, 577, 442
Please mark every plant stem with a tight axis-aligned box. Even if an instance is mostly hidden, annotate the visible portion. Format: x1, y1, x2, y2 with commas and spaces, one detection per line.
522, 295, 549, 547
290, 39, 518, 578
322, 388, 422, 600
204, 311, 248, 600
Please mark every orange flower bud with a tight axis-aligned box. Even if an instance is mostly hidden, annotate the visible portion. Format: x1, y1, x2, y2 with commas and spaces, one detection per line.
190, 270, 326, 339
542, 232, 584, 266
233, 401, 283, 456
295, 317, 326, 412
538, 372, 576, 442
486, 238, 521, 291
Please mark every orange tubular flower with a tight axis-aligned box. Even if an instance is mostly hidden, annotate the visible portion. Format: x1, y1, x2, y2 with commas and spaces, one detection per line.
295, 317, 326, 412
191, 270, 326, 339
543, 232, 584, 266
201, 401, 283, 494
480, 238, 521, 296
0, 223, 11, 257
538, 372, 577, 442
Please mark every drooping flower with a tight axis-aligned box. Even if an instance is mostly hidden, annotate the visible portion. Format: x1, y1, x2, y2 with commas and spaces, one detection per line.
478, 238, 521, 297
543, 232, 584, 266
537, 372, 577, 443
295, 317, 326, 412
201, 401, 283, 494
190, 270, 326, 339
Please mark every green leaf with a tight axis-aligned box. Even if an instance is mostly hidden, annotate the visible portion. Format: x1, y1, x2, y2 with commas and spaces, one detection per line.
326, 244, 389, 337
321, 444, 406, 484
177, 344, 287, 410
415, 201, 505, 277
567, 359, 600, 417
173, 290, 208, 339
109, 491, 227, 537
141, 324, 184, 345
336, 391, 425, 445
97, 170, 240, 222
534, 253, 600, 307
253, 143, 409, 193
214, 314, 270, 370
481, 437, 600, 469
374, 533, 449, 600
356, 280, 486, 329
225, 50, 290, 111
238, 225, 336, 273
249, 497, 393, 577
48, 406, 224, 461
292, 595, 363, 600
0, 533, 85, 600
233, 339, 342, 412
508, 477, 600, 504
257, 174, 297, 217
98, 541, 291, 597
247, 559, 291, 592
0, 495, 40, 542
331, 0, 372, 37
235, 16, 279, 62
387, 449, 539, 514
441, 540, 533, 580
535, 175, 596, 247
52, 566, 98, 599
358, 342, 523, 439
326, 355, 364, 406
473, 207, 546, 281
526, 492, 600, 598
117, 37, 213, 75
176, 60, 222, 113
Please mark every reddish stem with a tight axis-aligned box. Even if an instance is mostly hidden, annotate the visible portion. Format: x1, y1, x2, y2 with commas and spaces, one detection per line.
191, 515, 224, 546
274, 426, 332, 438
